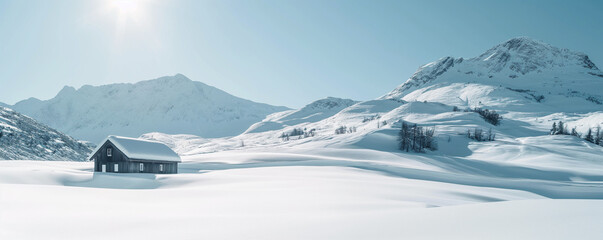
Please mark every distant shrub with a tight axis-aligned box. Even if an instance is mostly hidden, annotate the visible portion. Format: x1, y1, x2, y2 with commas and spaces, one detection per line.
550, 121, 567, 135
594, 126, 603, 146
305, 129, 316, 138
280, 128, 316, 141
289, 128, 305, 137
334, 125, 357, 135
586, 96, 602, 105
584, 128, 595, 143
464, 107, 502, 125
335, 126, 347, 135
362, 115, 380, 123
398, 121, 437, 153
467, 128, 495, 141
571, 127, 581, 138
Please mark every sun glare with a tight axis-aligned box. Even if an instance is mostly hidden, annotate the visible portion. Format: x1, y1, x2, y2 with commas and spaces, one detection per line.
110, 0, 141, 20
102, 0, 153, 43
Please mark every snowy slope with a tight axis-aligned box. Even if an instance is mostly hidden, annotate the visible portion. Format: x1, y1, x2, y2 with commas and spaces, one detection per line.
142, 38, 603, 170
0, 106, 92, 161
244, 97, 357, 133
1, 151, 603, 239
8, 74, 289, 143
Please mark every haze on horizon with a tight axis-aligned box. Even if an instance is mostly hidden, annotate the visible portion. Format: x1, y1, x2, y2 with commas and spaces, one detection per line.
0, 0, 601, 108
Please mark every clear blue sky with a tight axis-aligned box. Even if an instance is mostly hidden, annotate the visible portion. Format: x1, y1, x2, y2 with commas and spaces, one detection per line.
1, 0, 601, 108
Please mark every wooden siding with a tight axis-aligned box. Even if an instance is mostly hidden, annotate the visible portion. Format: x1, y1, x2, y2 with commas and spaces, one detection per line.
126, 161, 178, 174
91, 140, 178, 174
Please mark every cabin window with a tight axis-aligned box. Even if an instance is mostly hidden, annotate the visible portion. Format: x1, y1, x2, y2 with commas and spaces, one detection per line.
139, 163, 144, 172
159, 164, 164, 172
114, 164, 119, 172
101, 164, 106, 172
107, 148, 112, 157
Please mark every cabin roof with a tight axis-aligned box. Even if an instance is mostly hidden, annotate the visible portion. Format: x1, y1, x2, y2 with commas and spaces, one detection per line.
89, 135, 181, 162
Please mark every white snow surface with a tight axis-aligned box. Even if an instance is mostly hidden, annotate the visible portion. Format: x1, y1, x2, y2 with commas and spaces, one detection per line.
89, 135, 180, 162
1, 145, 603, 239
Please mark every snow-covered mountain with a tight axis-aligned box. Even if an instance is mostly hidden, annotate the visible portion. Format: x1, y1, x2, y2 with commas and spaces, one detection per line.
382, 37, 603, 112
0, 106, 92, 160
7, 74, 289, 143
244, 97, 358, 133
146, 37, 603, 158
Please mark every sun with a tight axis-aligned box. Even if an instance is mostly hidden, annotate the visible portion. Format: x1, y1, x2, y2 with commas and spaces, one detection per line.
103, 0, 152, 41
110, 0, 142, 20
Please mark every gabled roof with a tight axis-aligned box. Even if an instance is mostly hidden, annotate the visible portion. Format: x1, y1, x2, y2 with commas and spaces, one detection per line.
89, 135, 181, 162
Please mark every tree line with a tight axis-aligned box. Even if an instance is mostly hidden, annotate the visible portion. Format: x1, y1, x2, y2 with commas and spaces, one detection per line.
550, 121, 603, 146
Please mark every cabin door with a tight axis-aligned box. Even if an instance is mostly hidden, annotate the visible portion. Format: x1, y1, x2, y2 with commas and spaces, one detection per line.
101, 164, 106, 172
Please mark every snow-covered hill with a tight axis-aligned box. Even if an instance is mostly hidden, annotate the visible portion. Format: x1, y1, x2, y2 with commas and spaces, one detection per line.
142, 37, 603, 162
7, 74, 289, 143
0, 106, 92, 160
382, 37, 603, 113
244, 97, 357, 133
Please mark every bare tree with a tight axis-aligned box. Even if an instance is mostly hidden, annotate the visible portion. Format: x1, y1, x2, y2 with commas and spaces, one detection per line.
398, 121, 437, 152
585, 128, 595, 143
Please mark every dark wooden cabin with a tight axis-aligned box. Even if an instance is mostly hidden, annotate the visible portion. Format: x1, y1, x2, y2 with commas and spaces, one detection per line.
89, 135, 181, 174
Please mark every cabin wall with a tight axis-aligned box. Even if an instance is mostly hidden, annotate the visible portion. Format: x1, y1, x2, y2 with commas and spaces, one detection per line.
126, 161, 178, 174
92, 140, 178, 174
92, 141, 128, 172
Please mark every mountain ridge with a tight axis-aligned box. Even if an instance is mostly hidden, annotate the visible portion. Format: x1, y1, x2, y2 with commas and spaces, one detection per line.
244, 96, 358, 134
8, 74, 290, 143
382, 37, 603, 109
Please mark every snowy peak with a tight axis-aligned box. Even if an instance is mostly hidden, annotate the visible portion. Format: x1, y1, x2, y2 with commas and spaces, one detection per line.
383, 37, 602, 100
392, 56, 463, 93
56, 86, 77, 98
471, 37, 598, 74
135, 73, 197, 90
303, 97, 358, 111
9, 74, 290, 142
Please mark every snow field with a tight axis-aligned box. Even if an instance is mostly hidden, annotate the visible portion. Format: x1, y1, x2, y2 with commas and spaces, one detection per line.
2, 147, 603, 239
